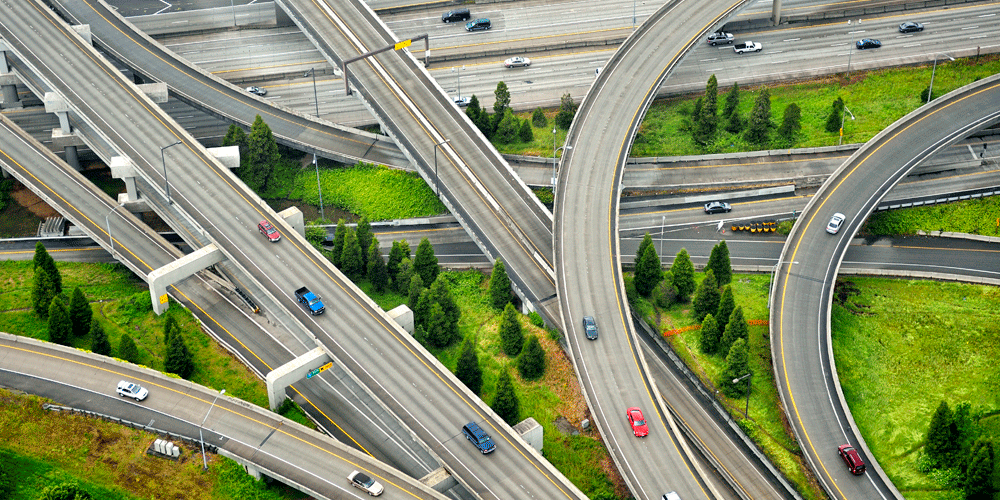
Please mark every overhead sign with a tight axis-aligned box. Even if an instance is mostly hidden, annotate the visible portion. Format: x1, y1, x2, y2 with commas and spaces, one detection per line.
394, 39, 412, 51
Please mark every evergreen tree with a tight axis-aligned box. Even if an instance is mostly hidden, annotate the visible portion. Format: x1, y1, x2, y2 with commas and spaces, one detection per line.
719, 305, 747, 355
825, 97, 846, 133
413, 238, 439, 286
32, 264, 55, 318
40, 253, 62, 296
695, 74, 719, 144
330, 219, 347, 267
495, 109, 520, 144
407, 274, 425, 312
691, 97, 703, 130
396, 257, 415, 294
493, 81, 511, 117
340, 227, 364, 281
165, 332, 195, 379
0, 453, 12, 499
489, 259, 513, 310
47, 296, 72, 346
745, 88, 772, 144
555, 93, 576, 129
33, 241, 49, 271
367, 239, 389, 292
118, 334, 139, 363
693, 269, 721, 322
424, 302, 451, 348
163, 314, 178, 346
722, 82, 740, 119
455, 338, 483, 394
778, 103, 802, 144
720, 338, 751, 398
716, 286, 735, 333
926, 400, 959, 466
518, 335, 546, 380
964, 442, 994, 500
670, 248, 696, 301
531, 107, 547, 128
387, 241, 405, 286
499, 303, 524, 356
492, 369, 520, 425
706, 240, 732, 285
356, 217, 373, 270
518, 118, 534, 142
429, 278, 461, 346
466, 95, 483, 125
725, 109, 744, 134
221, 124, 248, 155
89, 320, 111, 356
652, 277, 679, 308
699, 313, 720, 355
634, 242, 663, 297
636, 233, 654, 264
242, 115, 280, 191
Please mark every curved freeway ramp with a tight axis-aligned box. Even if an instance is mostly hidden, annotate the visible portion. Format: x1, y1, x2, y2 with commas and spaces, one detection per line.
49, 0, 410, 169
771, 74, 1000, 500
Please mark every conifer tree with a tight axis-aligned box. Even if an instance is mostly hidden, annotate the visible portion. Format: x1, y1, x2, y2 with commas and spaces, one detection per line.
518, 118, 534, 143
965, 444, 994, 500
635, 243, 662, 297
69, 287, 94, 337
699, 313, 720, 355
706, 240, 732, 286
118, 334, 139, 363
33, 241, 49, 271
356, 217, 373, 270
745, 88, 772, 144
518, 335, 546, 380
413, 237, 439, 286
695, 74, 719, 144
242, 115, 279, 191
387, 240, 405, 284
407, 274, 424, 312
778, 103, 802, 145
670, 248, 696, 301
925, 400, 959, 466
89, 320, 111, 356
532, 107, 547, 128
493, 81, 511, 116
32, 264, 55, 318
221, 124, 248, 155
397, 257, 414, 294
47, 296, 72, 346
555, 93, 576, 129
425, 302, 451, 348
693, 270, 721, 322
722, 82, 740, 119
40, 254, 62, 296
163, 314, 178, 346
492, 369, 520, 425
719, 305, 747, 356
720, 338, 751, 398
499, 303, 524, 356
165, 332, 195, 379
825, 97, 845, 133
429, 278, 461, 346
330, 219, 347, 268
636, 233, 654, 265
341, 227, 364, 281
367, 239, 389, 292
455, 338, 483, 394
717, 286, 735, 333
489, 258, 512, 310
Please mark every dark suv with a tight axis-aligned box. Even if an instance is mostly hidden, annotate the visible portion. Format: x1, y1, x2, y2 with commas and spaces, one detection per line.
442, 8, 470, 23
465, 18, 491, 32
838, 444, 866, 475
462, 421, 496, 454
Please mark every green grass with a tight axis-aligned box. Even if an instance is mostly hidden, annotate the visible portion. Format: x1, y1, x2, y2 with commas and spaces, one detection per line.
865, 197, 1000, 236
832, 277, 1000, 499
635, 272, 825, 500
0, 390, 300, 500
302, 163, 447, 221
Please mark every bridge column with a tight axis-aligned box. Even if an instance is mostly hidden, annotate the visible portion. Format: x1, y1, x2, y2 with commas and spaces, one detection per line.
43, 93, 84, 171
771, 0, 781, 26
263, 347, 332, 410
0, 42, 21, 110
147, 243, 226, 314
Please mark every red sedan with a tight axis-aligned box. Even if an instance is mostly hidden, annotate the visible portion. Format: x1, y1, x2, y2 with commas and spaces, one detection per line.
626, 407, 648, 437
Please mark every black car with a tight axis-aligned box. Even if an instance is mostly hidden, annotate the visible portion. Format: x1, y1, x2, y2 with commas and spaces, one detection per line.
856, 39, 881, 50
582, 316, 598, 340
704, 201, 731, 214
898, 21, 924, 33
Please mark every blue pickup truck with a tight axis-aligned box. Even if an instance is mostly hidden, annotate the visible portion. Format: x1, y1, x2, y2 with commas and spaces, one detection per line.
294, 286, 325, 315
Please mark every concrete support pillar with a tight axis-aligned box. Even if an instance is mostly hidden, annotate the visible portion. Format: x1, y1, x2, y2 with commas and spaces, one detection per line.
420, 468, 458, 493
388, 304, 413, 334
263, 347, 332, 410
64, 146, 79, 171
0, 42, 20, 109
771, 0, 781, 26
147, 243, 226, 314
110, 156, 141, 202
277, 206, 304, 239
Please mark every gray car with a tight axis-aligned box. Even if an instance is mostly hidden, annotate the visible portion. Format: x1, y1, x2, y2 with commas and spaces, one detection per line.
706, 32, 734, 45
582, 316, 598, 340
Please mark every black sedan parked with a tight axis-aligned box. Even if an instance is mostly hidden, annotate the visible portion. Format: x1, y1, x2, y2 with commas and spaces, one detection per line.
856, 39, 882, 50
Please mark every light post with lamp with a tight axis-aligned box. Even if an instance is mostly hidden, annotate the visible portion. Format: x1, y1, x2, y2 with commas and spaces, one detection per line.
452, 66, 465, 101
160, 141, 182, 204
732, 372, 752, 418
434, 139, 451, 197
104, 202, 125, 258
304, 68, 325, 221
838, 105, 855, 146
200, 389, 225, 470
927, 53, 955, 104
659, 215, 665, 264
768, 260, 798, 308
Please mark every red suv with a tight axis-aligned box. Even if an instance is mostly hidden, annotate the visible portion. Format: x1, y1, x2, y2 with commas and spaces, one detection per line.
838, 444, 866, 475
258, 220, 281, 242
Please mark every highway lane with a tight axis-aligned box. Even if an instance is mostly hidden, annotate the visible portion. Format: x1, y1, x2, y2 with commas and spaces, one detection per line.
4, 4, 568, 499
772, 74, 1000, 499
0, 333, 449, 500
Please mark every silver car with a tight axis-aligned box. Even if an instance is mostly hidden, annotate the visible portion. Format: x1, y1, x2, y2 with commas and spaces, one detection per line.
245, 86, 267, 96
348, 470, 384, 496
826, 213, 846, 234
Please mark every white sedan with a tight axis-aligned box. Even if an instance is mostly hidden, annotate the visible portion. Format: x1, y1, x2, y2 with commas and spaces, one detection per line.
503, 56, 531, 68
116, 380, 148, 401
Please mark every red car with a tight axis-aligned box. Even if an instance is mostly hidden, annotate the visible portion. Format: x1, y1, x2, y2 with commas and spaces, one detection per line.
626, 407, 648, 437
838, 444, 866, 475
258, 220, 281, 242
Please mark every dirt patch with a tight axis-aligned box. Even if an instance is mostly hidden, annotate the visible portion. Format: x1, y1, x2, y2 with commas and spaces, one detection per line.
553, 415, 579, 436
10, 183, 58, 219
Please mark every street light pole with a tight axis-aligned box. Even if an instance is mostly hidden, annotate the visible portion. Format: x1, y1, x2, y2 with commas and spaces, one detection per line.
200, 389, 225, 471
434, 139, 451, 198
452, 66, 465, 100
160, 141, 182, 204
230, 0, 236, 27
105, 203, 124, 258
838, 104, 854, 146
659, 215, 665, 264
732, 372, 752, 418
552, 145, 571, 196
304, 68, 325, 221
927, 53, 955, 104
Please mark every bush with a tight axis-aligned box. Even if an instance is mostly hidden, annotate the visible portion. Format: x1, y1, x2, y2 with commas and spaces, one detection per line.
528, 311, 544, 328
531, 108, 547, 127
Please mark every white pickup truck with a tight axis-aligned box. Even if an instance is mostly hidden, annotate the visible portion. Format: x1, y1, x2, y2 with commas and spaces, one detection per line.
734, 41, 762, 54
